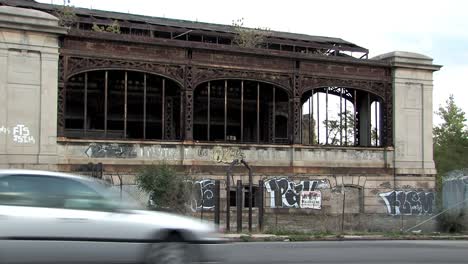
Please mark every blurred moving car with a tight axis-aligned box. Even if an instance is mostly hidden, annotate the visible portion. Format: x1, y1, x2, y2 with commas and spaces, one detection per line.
0, 170, 224, 264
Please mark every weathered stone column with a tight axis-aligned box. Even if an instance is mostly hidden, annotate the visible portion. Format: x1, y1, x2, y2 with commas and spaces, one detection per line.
374, 52, 442, 175
0, 6, 67, 169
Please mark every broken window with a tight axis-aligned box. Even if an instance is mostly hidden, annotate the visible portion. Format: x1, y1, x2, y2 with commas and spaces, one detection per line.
64, 70, 181, 140
193, 80, 290, 144
301, 87, 384, 147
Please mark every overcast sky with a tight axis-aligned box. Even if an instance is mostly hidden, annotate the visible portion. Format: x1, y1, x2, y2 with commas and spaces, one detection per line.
39, 0, 468, 125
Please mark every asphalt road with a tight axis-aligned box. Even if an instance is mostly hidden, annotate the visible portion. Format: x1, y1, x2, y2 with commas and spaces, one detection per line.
220, 240, 468, 264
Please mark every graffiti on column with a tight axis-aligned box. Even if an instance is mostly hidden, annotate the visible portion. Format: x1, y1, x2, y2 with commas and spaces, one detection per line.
264, 178, 330, 208
190, 179, 215, 212
85, 143, 137, 158
1, 124, 35, 144
379, 190, 435, 215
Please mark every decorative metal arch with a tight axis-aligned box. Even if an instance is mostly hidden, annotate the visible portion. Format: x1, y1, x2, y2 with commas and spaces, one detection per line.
191, 66, 293, 95
301, 76, 390, 102
63, 56, 185, 86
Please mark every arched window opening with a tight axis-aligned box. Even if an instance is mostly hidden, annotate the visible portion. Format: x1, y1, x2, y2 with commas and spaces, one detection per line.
301, 87, 383, 147
64, 70, 181, 140
193, 80, 289, 144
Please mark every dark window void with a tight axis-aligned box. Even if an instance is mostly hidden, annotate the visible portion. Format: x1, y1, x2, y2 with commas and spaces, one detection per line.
193, 80, 289, 144
64, 70, 181, 140
300, 87, 383, 147
244, 186, 259, 208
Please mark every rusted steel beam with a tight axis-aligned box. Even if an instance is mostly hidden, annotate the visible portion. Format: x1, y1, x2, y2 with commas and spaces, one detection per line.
124, 71, 128, 139
340, 87, 343, 145
272, 87, 276, 143
224, 80, 227, 141
354, 89, 357, 146
162, 78, 166, 139
317, 91, 320, 144
207, 82, 211, 141
84, 72, 88, 137
104, 71, 108, 137
308, 92, 311, 145
214, 180, 220, 226
241, 80, 244, 142
345, 90, 348, 145
258, 179, 264, 232
257, 83, 260, 143
236, 180, 242, 233
143, 73, 147, 139
325, 87, 329, 145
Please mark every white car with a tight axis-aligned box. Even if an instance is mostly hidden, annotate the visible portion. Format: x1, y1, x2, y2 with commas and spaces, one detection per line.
0, 170, 224, 264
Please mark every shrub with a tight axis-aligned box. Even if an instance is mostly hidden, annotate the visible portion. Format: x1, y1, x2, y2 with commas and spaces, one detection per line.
135, 163, 191, 214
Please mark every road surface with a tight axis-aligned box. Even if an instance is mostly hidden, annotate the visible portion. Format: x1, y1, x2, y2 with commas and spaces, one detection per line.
218, 240, 468, 264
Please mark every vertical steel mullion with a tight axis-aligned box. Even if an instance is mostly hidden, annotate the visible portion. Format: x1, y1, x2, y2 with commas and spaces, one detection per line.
308, 93, 311, 145
162, 79, 166, 139
317, 92, 320, 144
353, 89, 357, 146
325, 88, 329, 145
344, 92, 347, 145
104, 71, 108, 137
241, 81, 244, 142
143, 74, 147, 139
124, 71, 128, 139
224, 80, 227, 141
367, 93, 370, 146
272, 87, 276, 143
256, 83, 260, 143
207, 82, 210, 141
375, 99, 378, 146
311, 89, 314, 144
340, 87, 343, 145
84, 72, 88, 136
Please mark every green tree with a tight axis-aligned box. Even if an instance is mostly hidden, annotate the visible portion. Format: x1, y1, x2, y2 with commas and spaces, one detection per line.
323, 110, 356, 145
433, 95, 468, 176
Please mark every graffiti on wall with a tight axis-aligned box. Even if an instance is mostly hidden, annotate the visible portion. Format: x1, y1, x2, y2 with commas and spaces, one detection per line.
85, 143, 137, 158
264, 178, 330, 208
379, 190, 435, 215
0, 124, 35, 144
190, 179, 215, 212
212, 147, 244, 163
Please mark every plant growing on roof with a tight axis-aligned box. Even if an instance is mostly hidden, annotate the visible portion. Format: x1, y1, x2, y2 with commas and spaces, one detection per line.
231, 18, 270, 48
92, 20, 121, 34
55, 1, 77, 28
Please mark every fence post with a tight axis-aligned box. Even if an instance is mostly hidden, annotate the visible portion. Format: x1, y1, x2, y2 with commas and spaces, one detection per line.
214, 180, 220, 226
258, 180, 264, 232
237, 180, 243, 233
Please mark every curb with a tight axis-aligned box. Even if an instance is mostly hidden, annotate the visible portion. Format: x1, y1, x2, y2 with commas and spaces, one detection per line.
222, 234, 468, 242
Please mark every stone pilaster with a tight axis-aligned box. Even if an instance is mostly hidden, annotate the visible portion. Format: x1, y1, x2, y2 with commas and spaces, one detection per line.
373, 51, 442, 175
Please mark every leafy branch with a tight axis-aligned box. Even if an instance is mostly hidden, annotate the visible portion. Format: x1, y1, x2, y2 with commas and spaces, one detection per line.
231, 18, 270, 48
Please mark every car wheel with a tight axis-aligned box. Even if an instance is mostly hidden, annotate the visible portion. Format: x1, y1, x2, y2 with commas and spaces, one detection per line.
144, 233, 193, 264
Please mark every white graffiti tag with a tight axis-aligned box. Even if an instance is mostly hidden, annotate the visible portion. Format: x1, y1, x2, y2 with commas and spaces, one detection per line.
0, 126, 11, 135
12, 124, 35, 144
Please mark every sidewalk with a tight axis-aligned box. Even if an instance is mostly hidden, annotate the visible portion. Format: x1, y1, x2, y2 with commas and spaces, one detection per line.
222, 233, 468, 242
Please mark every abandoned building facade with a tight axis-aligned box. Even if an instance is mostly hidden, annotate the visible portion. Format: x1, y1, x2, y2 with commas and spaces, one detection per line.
0, 0, 442, 231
